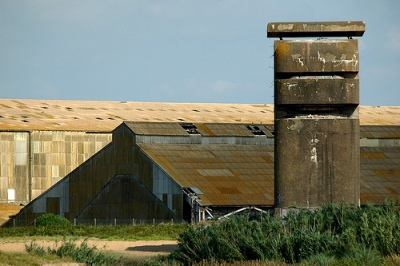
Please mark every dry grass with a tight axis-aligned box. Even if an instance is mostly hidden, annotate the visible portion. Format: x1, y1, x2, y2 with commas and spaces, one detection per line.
0, 251, 76, 266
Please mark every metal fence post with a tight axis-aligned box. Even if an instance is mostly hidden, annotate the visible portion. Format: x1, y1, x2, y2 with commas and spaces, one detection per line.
94, 218, 96, 227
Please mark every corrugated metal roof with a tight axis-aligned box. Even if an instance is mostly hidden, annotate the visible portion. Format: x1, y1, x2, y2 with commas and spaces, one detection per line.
0, 99, 399, 131
138, 140, 400, 206
360, 147, 400, 204
125, 122, 275, 137
359, 106, 400, 126
361, 126, 400, 139
0, 99, 274, 131
196, 123, 274, 137
125, 122, 189, 136
196, 123, 254, 137
138, 143, 275, 206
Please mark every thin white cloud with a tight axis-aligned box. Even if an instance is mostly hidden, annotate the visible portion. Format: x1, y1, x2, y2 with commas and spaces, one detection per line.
387, 29, 400, 55
211, 80, 237, 93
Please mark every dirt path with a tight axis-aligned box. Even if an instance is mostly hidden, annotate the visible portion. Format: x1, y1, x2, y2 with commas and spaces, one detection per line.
0, 238, 178, 258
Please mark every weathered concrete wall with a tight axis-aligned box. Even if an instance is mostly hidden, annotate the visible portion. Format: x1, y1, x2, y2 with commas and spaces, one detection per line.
274, 40, 359, 73
269, 22, 364, 210
275, 78, 359, 105
275, 118, 360, 207
267, 21, 366, 38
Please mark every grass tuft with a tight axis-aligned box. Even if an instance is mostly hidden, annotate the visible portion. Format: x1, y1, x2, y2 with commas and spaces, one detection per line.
25, 237, 119, 265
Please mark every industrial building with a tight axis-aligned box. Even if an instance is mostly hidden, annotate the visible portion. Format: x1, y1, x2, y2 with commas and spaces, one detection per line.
1, 99, 399, 226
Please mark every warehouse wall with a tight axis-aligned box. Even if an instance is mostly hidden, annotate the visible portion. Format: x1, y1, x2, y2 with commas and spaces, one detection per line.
5, 123, 181, 226
0, 131, 112, 204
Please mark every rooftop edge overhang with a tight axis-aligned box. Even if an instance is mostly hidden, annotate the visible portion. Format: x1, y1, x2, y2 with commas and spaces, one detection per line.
267, 21, 366, 38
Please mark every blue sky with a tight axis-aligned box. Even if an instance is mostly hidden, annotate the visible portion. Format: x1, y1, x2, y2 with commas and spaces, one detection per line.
1, 1, 399, 106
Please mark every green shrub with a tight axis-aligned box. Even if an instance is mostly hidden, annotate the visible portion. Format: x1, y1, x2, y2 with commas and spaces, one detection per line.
35, 213, 71, 227
0, 223, 187, 240
25, 241, 46, 256
26, 238, 119, 265
169, 201, 400, 265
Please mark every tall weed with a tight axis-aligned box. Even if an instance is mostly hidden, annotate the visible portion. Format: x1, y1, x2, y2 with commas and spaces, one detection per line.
25, 237, 119, 265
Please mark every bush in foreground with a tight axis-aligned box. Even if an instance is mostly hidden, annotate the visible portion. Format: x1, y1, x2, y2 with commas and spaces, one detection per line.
168, 201, 400, 265
35, 213, 71, 227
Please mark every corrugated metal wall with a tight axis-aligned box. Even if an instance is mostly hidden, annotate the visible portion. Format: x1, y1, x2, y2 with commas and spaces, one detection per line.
7, 124, 182, 226
153, 164, 183, 217
0, 131, 112, 203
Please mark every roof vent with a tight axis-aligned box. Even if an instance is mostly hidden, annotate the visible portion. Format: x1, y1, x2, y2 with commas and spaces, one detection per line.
247, 125, 266, 135
180, 123, 199, 134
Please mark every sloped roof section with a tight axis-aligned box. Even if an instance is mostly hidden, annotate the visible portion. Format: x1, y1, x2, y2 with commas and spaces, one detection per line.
138, 143, 275, 206
138, 140, 400, 207
0, 99, 274, 131
360, 146, 400, 204
125, 122, 189, 136
361, 126, 400, 139
196, 123, 274, 137
0, 99, 399, 131
359, 106, 400, 125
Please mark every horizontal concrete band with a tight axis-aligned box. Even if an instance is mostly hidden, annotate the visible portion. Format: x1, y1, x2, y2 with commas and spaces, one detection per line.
274, 39, 359, 73
274, 118, 360, 208
275, 78, 359, 105
267, 21, 365, 38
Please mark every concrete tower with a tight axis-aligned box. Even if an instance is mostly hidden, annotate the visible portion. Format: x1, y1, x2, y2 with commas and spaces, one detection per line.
267, 22, 366, 214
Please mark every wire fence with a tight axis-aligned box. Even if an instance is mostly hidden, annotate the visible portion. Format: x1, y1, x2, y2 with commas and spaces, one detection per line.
72, 218, 184, 226
23, 218, 185, 227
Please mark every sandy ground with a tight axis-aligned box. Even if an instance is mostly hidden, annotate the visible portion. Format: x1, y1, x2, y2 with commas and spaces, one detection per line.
0, 238, 178, 258
0, 205, 178, 259
0, 205, 178, 258
0, 204, 22, 226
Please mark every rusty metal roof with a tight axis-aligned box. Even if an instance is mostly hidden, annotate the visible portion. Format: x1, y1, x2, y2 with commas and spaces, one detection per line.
0, 99, 399, 131
138, 143, 275, 206
196, 123, 274, 137
125, 121, 274, 137
360, 147, 400, 204
125, 122, 189, 136
137, 137, 400, 206
361, 126, 400, 139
